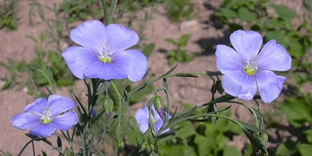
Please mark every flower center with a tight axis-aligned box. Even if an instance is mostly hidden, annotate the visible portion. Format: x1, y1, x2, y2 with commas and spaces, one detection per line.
98, 46, 112, 63
244, 60, 258, 75
151, 117, 158, 124
39, 110, 53, 124
98, 55, 112, 63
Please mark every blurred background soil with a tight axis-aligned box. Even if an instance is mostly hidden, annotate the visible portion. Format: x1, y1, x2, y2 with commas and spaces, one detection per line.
0, 0, 310, 155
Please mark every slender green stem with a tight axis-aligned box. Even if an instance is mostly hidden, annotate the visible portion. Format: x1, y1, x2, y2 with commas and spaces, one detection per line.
31, 141, 35, 156
100, 0, 108, 24
61, 130, 69, 142
18, 139, 33, 156
111, 81, 122, 126
111, 81, 122, 155
35, 69, 56, 94
108, 0, 119, 24
41, 139, 65, 155
199, 94, 235, 107
129, 71, 221, 98
149, 71, 222, 84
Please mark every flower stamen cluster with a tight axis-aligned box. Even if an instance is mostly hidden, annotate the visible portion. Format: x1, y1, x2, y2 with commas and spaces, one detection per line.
39, 109, 53, 124
244, 60, 258, 75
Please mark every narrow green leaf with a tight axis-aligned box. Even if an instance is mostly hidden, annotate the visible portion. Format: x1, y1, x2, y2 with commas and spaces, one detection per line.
142, 43, 155, 57
165, 38, 177, 45
57, 136, 62, 150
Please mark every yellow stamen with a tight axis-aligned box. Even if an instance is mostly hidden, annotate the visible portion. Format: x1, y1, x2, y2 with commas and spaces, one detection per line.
41, 118, 52, 124
99, 55, 112, 63
244, 66, 257, 75
244, 60, 258, 76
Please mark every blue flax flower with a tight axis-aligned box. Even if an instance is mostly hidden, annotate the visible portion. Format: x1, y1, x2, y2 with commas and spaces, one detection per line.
135, 106, 170, 133
11, 95, 78, 138
62, 20, 148, 82
216, 30, 291, 103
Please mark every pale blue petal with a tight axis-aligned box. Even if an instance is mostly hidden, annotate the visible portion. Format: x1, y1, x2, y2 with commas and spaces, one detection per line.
106, 24, 139, 51
255, 70, 286, 103
257, 40, 292, 71
230, 30, 263, 63
135, 107, 149, 133
53, 111, 78, 130
120, 50, 148, 82
62, 46, 98, 79
83, 53, 129, 80
215, 44, 244, 74
70, 20, 107, 52
11, 112, 40, 130
139, 122, 149, 133
154, 119, 163, 133
30, 123, 57, 138
24, 98, 48, 114
222, 70, 257, 100
48, 95, 76, 117
152, 107, 171, 133
162, 128, 171, 133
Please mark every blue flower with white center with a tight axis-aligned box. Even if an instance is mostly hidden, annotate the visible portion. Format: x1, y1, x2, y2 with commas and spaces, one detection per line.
62, 20, 148, 82
216, 30, 292, 103
135, 106, 171, 134
11, 95, 78, 138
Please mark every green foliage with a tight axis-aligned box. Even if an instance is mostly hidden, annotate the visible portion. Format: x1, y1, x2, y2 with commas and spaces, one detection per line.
275, 94, 312, 156
165, 0, 196, 22
304, 0, 312, 16
158, 108, 244, 156
165, 34, 194, 65
58, 0, 103, 23
142, 43, 155, 58
122, 0, 164, 12
281, 94, 312, 127
0, 0, 19, 31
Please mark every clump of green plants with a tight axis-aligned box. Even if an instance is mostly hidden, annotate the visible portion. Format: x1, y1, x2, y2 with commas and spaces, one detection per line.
0, 0, 19, 31
276, 94, 312, 156
158, 105, 250, 156
0, 32, 76, 96
165, 34, 194, 65
165, 0, 196, 22
122, 0, 164, 12
58, 0, 103, 23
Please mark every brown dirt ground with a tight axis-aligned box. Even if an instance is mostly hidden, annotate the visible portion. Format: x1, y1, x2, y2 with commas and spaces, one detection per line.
0, 0, 310, 155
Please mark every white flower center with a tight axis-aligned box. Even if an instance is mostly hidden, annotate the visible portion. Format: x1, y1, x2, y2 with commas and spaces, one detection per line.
39, 109, 53, 124
98, 45, 112, 63
244, 60, 258, 75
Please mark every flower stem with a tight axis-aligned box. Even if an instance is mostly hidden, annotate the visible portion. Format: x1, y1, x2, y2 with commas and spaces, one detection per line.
100, 0, 108, 24
111, 81, 122, 153
18, 139, 33, 156
111, 81, 121, 125
31, 141, 36, 156
108, 0, 119, 24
